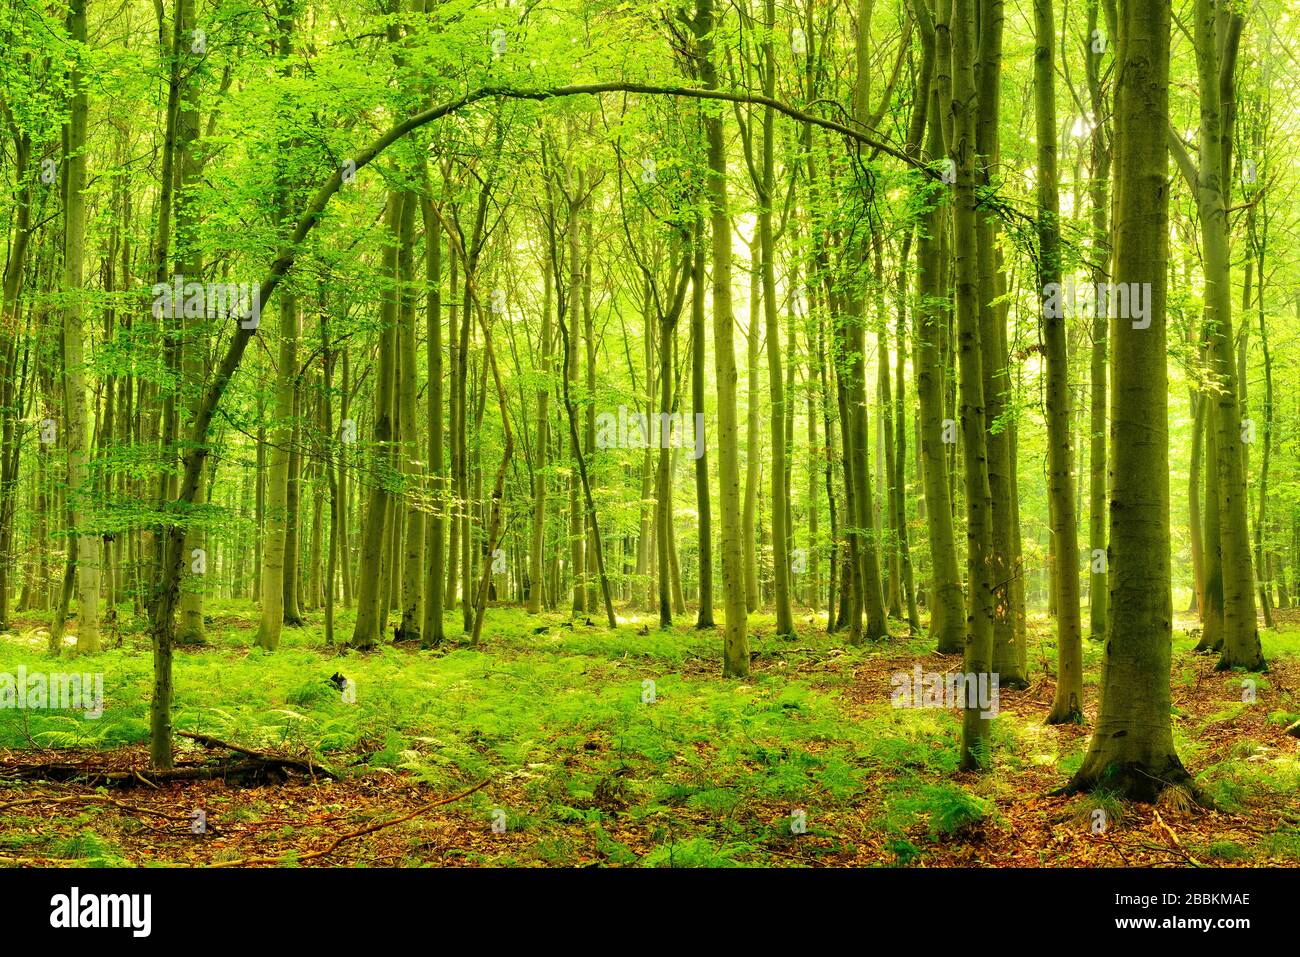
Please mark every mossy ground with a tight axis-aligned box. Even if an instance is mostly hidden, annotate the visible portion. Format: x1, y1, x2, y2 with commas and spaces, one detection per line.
1, 602, 1297, 867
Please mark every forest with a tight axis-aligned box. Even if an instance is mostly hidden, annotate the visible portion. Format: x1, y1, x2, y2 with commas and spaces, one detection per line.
0, 0, 1298, 873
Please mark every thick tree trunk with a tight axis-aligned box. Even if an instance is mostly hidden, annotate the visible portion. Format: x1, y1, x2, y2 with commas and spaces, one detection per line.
1068, 0, 1193, 801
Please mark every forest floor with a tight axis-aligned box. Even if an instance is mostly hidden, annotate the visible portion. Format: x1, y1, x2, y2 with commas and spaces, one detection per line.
1, 602, 1298, 867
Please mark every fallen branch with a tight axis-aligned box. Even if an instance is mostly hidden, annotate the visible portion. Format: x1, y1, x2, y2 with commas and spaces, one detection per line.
178, 731, 337, 778
0, 793, 192, 820
206, 779, 489, 868
1153, 810, 1204, 867
2, 756, 329, 787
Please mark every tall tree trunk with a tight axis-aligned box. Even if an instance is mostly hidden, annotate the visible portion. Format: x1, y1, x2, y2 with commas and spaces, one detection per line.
909, 0, 964, 654
691, 219, 715, 628
254, 0, 300, 651
758, 0, 795, 637
696, 0, 749, 675
847, 0, 889, 643
527, 238, 552, 615
1188, 391, 1205, 616
656, 304, 674, 628
1085, 0, 1112, 641
742, 264, 761, 613
62, 0, 100, 654
566, 178, 587, 615
1036, 0, 1084, 724
321, 307, 340, 646
397, 187, 424, 642
444, 251, 460, 610
349, 193, 403, 650
282, 379, 303, 624
951, 0, 997, 770
1188, 0, 1264, 671
1199, 394, 1225, 651
421, 191, 445, 645
975, 0, 1024, 688
1068, 0, 1193, 801
893, 236, 920, 633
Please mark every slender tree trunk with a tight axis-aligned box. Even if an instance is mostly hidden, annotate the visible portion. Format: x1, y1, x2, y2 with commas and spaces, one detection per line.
349, 193, 403, 650
910, 0, 965, 653
1036, 0, 1084, 724
566, 180, 587, 615
696, 0, 749, 675
758, 0, 794, 637
62, 0, 100, 654
1085, 0, 1112, 641
975, 0, 1024, 688
422, 194, 446, 644
282, 377, 303, 625
951, 0, 998, 770
1189, 0, 1264, 671
1188, 392, 1205, 616
397, 187, 424, 642
893, 236, 920, 632
527, 243, 552, 616
691, 219, 715, 628
444, 251, 461, 610
742, 265, 761, 613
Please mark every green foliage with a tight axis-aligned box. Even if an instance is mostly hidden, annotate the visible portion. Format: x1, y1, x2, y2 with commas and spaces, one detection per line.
49, 829, 126, 867
639, 837, 753, 868
885, 783, 995, 840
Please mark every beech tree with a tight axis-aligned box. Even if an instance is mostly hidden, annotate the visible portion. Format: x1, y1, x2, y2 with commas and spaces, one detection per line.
1, 0, 1291, 801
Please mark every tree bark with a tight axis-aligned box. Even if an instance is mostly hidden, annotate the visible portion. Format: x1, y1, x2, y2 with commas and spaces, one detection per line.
1067, 0, 1193, 801
1035, 0, 1084, 724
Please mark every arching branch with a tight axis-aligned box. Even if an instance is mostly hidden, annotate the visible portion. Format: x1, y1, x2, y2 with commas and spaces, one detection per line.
151, 79, 929, 639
